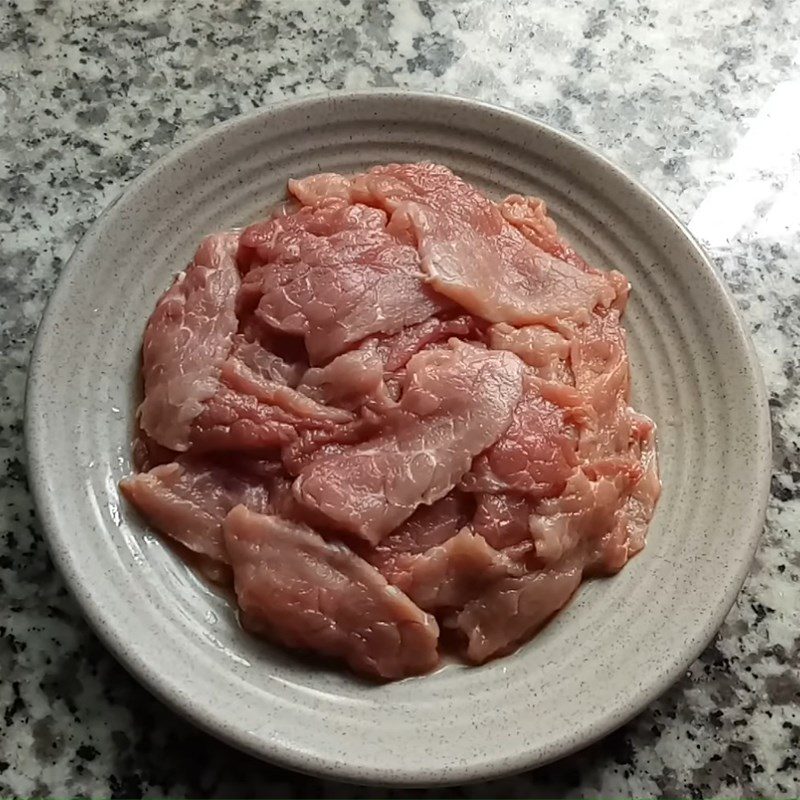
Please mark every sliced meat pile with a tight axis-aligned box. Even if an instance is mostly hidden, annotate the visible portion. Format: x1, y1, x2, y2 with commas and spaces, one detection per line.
120, 162, 660, 680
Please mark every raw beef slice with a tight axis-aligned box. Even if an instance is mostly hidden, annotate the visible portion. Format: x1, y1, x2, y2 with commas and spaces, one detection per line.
223, 506, 439, 679
290, 163, 621, 326
238, 200, 449, 364
452, 563, 583, 663
138, 233, 241, 451
190, 335, 352, 453
292, 341, 524, 544
387, 527, 524, 612
119, 458, 271, 565
367, 491, 473, 580
460, 375, 580, 497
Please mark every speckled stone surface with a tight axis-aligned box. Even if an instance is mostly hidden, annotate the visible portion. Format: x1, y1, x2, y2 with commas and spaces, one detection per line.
1, 1, 798, 797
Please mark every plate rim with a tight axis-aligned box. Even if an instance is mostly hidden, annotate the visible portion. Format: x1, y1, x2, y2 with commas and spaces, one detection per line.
24, 88, 772, 786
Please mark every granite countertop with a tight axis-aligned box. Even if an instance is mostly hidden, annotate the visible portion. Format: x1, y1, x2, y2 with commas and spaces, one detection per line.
2, 0, 799, 796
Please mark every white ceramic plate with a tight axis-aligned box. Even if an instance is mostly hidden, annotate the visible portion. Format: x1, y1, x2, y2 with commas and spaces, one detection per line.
25, 92, 771, 786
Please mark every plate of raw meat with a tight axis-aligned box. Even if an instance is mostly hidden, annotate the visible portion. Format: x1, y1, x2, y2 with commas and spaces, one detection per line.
26, 92, 771, 785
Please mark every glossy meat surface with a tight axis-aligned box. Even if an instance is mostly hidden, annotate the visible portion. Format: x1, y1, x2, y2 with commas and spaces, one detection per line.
121, 163, 659, 679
